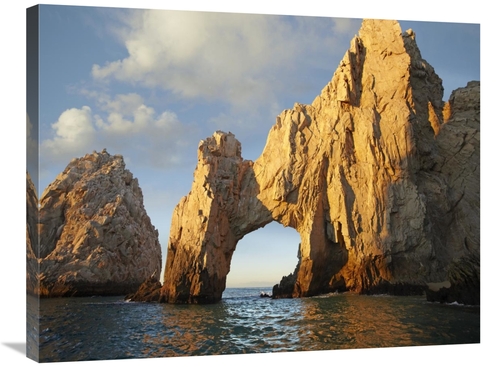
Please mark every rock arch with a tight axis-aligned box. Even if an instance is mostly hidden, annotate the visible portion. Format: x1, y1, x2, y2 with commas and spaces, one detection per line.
158, 19, 479, 304
160, 130, 348, 304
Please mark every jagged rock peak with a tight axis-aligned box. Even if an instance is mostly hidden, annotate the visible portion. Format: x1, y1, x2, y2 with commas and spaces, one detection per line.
150, 19, 479, 305
31, 150, 162, 297
41, 150, 126, 199
198, 131, 241, 160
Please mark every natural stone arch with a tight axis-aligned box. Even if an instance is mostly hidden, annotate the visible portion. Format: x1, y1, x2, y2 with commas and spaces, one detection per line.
160, 129, 348, 304
160, 132, 272, 303
155, 19, 480, 305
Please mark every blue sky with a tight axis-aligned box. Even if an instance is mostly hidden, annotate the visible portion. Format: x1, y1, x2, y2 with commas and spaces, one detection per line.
27, 4, 481, 288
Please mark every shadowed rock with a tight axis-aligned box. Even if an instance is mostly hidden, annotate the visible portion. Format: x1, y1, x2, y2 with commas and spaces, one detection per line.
126, 276, 163, 302
26, 172, 39, 294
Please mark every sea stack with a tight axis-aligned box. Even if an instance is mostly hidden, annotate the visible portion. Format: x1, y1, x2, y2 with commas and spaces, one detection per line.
29, 149, 162, 297
148, 19, 479, 304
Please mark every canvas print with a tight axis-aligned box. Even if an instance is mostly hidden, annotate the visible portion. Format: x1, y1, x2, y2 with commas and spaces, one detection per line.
26, 4, 480, 363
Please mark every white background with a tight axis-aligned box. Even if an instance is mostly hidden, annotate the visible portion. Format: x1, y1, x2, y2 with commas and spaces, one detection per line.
1, 1, 494, 366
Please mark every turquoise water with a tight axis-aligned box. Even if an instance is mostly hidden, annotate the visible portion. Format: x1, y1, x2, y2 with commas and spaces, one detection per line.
29, 288, 480, 362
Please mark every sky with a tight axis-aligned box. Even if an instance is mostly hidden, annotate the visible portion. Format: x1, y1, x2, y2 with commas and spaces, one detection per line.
25, 4, 482, 289
1, 1, 496, 367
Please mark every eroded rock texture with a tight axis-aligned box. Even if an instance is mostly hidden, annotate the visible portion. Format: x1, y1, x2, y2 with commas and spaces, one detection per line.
29, 150, 162, 297
159, 19, 479, 304
26, 172, 39, 294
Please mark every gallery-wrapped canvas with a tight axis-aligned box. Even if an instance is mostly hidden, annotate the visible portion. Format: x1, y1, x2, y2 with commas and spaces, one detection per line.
25, 2, 481, 364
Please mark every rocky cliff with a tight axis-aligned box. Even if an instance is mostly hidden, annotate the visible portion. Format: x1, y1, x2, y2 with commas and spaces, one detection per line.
148, 19, 479, 304
26, 172, 39, 294
28, 150, 162, 297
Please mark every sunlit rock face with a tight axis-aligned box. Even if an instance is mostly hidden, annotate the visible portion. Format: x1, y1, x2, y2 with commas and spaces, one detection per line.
29, 150, 162, 297
160, 19, 479, 304
160, 132, 273, 303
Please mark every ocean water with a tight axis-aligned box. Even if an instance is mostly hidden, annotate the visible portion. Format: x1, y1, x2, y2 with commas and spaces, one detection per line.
28, 287, 480, 362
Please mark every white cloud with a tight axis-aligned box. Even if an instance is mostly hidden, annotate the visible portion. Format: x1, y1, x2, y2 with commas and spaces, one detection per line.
40, 95, 198, 171
42, 106, 96, 157
40, 10, 363, 187
91, 9, 360, 111
104, 93, 145, 115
